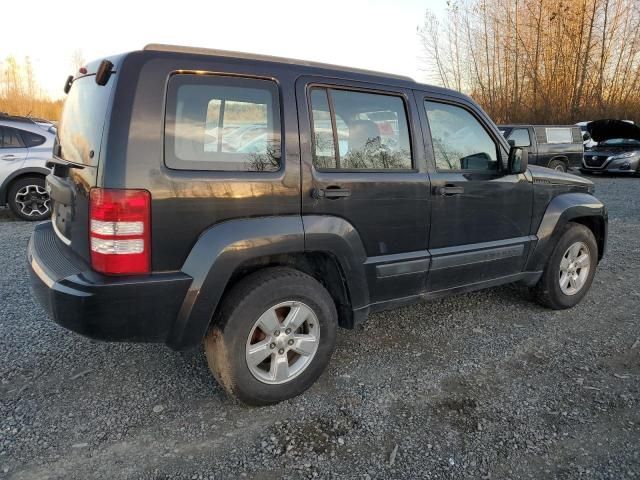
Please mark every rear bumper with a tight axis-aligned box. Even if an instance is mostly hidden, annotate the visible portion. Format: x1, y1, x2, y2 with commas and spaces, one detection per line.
28, 222, 192, 344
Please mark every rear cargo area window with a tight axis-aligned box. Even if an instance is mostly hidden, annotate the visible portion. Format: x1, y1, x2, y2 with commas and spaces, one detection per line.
19, 129, 46, 148
58, 75, 114, 166
165, 75, 281, 172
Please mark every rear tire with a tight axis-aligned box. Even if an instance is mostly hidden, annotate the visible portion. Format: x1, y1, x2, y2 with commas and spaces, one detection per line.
204, 267, 338, 406
534, 223, 598, 309
548, 159, 568, 172
7, 176, 51, 221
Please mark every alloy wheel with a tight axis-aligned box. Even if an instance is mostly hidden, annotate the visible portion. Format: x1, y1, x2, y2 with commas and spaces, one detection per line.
245, 301, 320, 384
559, 241, 591, 295
15, 185, 50, 218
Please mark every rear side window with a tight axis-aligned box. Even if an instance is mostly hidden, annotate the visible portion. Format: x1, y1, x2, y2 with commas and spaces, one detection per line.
309, 87, 412, 170
18, 129, 46, 147
0, 127, 25, 148
425, 101, 498, 171
545, 127, 573, 144
165, 75, 281, 172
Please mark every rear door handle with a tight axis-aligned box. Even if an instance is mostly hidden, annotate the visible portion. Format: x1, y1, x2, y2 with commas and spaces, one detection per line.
1, 154, 18, 161
435, 185, 464, 196
311, 187, 352, 199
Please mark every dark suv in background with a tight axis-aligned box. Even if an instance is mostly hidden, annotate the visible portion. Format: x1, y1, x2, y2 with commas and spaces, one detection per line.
499, 124, 584, 172
28, 45, 607, 405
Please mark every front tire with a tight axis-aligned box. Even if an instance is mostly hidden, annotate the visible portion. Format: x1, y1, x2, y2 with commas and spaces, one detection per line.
7, 176, 51, 221
534, 223, 598, 309
204, 267, 337, 406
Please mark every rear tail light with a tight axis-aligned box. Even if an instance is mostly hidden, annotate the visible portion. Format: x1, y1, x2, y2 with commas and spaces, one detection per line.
89, 188, 151, 275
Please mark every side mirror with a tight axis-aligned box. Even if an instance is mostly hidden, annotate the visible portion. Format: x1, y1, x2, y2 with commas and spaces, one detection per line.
508, 146, 528, 174
582, 132, 592, 142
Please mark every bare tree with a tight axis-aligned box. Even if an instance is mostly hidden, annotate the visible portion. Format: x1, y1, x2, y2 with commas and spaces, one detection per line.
71, 49, 86, 73
0, 56, 63, 120
420, 0, 640, 124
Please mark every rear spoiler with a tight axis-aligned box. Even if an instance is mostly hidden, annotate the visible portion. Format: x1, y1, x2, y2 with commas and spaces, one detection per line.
46, 156, 84, 177
63, 59, 115, 94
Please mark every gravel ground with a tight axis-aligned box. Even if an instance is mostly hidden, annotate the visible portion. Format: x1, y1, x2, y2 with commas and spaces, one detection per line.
1, 175, 639, 480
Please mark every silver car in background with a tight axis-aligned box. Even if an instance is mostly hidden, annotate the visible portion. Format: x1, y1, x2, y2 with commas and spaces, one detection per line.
0, 114, 55, 220
580, 119, 640, 176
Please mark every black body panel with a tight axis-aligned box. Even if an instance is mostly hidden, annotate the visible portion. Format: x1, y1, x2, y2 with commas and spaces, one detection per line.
28, 223, 191, 343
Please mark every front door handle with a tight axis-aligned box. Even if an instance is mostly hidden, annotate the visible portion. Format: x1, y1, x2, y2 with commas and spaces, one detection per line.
435, 185, 464, 196
311, 187, 352, 199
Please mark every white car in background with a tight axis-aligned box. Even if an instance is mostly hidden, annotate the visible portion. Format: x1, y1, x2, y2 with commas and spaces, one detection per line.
0, 114, 55, 220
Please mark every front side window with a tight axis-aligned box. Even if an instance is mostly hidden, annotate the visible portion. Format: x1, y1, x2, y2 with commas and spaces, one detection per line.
165, 75, 281, 172
0, 127, 25, 148
310, 87, 412, 170
545, 128, 573, 144
507, 128, 531, 148
425, 101, 498, 171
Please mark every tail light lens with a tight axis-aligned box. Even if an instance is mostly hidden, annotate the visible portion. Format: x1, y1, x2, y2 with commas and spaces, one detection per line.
89, 188, 151, 275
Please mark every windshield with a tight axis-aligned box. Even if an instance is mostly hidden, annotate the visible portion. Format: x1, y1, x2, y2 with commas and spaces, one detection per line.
58, 74, 115, 166
600, 138, 640, 147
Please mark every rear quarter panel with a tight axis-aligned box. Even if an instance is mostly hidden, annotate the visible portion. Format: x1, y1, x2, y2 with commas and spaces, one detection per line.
104, 52, 302, 271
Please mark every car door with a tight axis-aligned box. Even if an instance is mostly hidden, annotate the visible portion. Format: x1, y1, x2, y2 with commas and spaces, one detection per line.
415, 92, 534, 293
296, 76, 430, 304
0, 126, 28, 180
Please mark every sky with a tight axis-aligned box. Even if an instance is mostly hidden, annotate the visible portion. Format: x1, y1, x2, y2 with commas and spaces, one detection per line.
2, 0, 447, 99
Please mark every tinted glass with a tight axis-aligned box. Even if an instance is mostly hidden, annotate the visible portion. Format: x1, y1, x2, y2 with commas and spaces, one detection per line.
58, 75, 114, 165
425, 101, 498, 171
507, 128, 531, 147
18, 129, 46, 148
310, 89, 335, 167
545, 128, 573, 144
0, 127, 25, 148
310, 88, 412, 170
165, 75, 281, 172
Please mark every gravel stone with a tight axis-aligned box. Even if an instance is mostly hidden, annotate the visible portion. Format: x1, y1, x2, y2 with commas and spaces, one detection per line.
1, 174, 639, 479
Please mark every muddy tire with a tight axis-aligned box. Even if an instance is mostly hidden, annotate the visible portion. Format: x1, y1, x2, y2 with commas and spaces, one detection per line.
204, 267, 337, 406
534, 222, 598, 310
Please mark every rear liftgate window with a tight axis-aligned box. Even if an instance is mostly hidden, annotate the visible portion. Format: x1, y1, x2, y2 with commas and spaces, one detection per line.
165, 75, 282, 172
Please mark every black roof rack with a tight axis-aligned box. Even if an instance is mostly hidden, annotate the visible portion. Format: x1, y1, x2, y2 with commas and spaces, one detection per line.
143, 44, 415, 83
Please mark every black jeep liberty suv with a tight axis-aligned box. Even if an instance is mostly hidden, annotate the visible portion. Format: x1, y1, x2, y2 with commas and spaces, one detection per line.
28, 45, 607, 405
